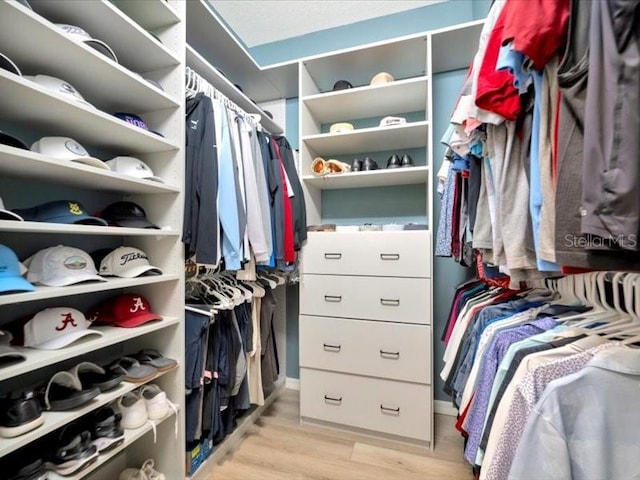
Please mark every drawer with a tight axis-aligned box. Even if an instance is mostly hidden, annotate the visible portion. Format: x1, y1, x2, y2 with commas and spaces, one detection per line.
300, 275, 430, 325
302, 231, 430, 278
300, 368, 432, 441
300, 315, 431, 383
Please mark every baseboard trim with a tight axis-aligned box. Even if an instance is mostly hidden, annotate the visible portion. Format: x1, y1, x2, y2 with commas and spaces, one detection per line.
286, 377, 300, 390
434, 400, 458, 417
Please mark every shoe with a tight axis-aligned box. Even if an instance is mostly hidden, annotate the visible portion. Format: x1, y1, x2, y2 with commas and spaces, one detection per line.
77, 361, 125, 392
325, 159, 351, 174
351, 158, 363, 172
90, 407, 124, 452
362, 157, 379, 171
311, 157, 328, 176
43, 369, 101, 411
8, 458, 47, 480
133, 350, 177, 373
45, 430, 98, 476
108, 357, 157, 383
119, 459, 165, 480
0, 391, 44, 438
117, 392, 148, 430
139, 384, 173, 421
401, 154, 414, 168
386, 154, 402, 169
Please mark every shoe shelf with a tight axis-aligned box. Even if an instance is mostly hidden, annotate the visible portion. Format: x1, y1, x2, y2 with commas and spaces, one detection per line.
27, 0, 181, 74
0, 221, 180, 237
0, 70, 180, 154
302, 76, 428, 124
110, 0, 181, 32
0, 146, 180, 195
302, 165, 429, 190
0, 366, 177, 458
0, 275, 180, 307
0, 316, 180, 383
47, 408, 179, 480
302, 121, 429, 156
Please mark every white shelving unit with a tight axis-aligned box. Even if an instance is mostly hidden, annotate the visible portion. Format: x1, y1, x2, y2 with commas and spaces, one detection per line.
302, 166, 429, 190
0, 1, 185, 478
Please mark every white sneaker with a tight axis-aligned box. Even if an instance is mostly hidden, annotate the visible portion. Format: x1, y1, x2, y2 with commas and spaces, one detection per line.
139, 384, 169, 420
117, 392, 147, 430
119, 459, 165, 480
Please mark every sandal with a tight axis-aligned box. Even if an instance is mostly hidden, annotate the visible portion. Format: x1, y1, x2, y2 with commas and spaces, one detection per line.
45, 430, 98, 476
133, 349, 177, 372
91, 407, 124, 452
108, 357, 157, 383
76, 361, 124, 392
44, 369, 101, 411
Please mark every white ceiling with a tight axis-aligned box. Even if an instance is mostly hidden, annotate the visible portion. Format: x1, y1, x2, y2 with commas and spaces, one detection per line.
210, 0, 445, 48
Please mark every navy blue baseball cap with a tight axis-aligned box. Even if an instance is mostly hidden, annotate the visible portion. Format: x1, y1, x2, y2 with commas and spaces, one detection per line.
13, 200, 107, 226
113, 112, 163, 137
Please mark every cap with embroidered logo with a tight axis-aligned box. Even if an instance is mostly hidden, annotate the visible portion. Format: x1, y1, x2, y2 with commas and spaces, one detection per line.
12, 200, 107, 226
0, 244, 34, 294
88, 294, 162, 328
99, 246, 162, 278
31, 137, 109, 170
26, 246, 107, 287
55, 24, 118, 63
24, 75, 94, 108
23, 307, 102, 350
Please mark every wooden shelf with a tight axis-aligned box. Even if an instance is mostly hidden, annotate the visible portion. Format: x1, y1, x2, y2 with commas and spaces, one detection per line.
0, 70, 179, 154
0, 317, 180, 383
186, 44, 284, 134
0, 274, 180, 307
0, 367, 176, 458
303, 166, 429, 190
28, 0, 181, 73
0, 145, 180, 194
111, 0, 180, 31
0, 220, 179, 237
303, 76, 428, 123
302, 121, 429, 156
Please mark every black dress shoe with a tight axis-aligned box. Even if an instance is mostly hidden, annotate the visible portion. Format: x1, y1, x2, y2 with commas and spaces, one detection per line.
363, 157, 379, 171
401, 154, 414, 168
352, 158, 363, 172
386, 154, 402, 169
0, 392, 44, 438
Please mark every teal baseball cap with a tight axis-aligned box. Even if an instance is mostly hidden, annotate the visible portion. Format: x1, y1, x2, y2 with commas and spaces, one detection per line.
0, 244, 35, 294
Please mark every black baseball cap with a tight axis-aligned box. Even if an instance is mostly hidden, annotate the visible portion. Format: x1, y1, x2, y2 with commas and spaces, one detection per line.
0, 52, 21, 76
0, 131, 28, 150
332, 80, 353, 91
100, 201, 159, 229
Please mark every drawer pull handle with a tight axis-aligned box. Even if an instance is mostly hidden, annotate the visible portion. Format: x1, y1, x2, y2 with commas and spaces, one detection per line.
380, 253, 400, 261
380, 298, 400, 306
324, 253, 342, 260
324, 295, 342, 302
380, 350, 400, 359
323, 343, 342, 352
324, 395, 342, 405
380, 404, 400, 415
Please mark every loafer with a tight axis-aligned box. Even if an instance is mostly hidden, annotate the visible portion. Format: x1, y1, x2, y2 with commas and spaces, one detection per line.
0, 391, 44, 438
351, 158, 363, 172
401, 154, 414, 168
362, 157, 379, 171
386, 154, 402, 169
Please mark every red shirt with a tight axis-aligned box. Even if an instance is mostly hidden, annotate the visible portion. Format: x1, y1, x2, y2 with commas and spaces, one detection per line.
272, 139, 295, 263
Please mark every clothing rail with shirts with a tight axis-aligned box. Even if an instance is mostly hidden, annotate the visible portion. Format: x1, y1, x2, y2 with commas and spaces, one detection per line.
441, 271, 640, 480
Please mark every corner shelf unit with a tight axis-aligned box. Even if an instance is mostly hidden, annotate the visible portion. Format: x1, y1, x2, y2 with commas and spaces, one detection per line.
0, 1, 185, 478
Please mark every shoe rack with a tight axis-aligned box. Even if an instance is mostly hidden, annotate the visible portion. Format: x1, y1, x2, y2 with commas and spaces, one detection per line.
0, 1, 185, 478
297, 21, 483, 448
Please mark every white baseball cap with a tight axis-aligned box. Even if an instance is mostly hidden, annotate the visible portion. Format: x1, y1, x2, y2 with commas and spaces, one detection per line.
26, 245, 107, 287
0, 331, 25, 362
55, 24, 118, 63
0, 196, 23, 221
105, 157, 164, 183
23, 307, 103, 350
99, 246, 162, 278
31, 137, 109, 170
23, 75, 94, 108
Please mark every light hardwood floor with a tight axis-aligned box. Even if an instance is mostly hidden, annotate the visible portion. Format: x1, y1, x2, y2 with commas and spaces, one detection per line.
207, 389, 473, 480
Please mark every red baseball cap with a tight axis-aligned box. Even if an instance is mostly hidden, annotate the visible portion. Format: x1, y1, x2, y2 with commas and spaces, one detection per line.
88, 294, 162, 328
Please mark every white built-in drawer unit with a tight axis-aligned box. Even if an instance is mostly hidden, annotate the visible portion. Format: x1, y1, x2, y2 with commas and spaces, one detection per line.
300, 274, 430, 324
299, 315, 431, 383
300, 368, 432, 441
302, 231, 430, 278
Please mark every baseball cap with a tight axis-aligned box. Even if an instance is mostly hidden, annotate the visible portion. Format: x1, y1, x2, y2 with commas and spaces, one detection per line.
55, 24, 118, 63
0, 197, 23, 221
26, 246, 107, 287
100, 202, 159, 229
370, 72, 395, 86
0, 131, 28, 150
31, 137, 109, 170
113, 113, 164, 137
329, 122, 354, 134
0, 331, 26, 362
98, 246, 162, 278
105, 157, 164, 183
23, 307, 102, 350
0, 52, 21, 76
88, 294, 162, 328
379, 116, 407, 127
12, 200, 108, 226
0, 245, 35, 293
24, 75, 94, 108
332, 80, 353, 91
